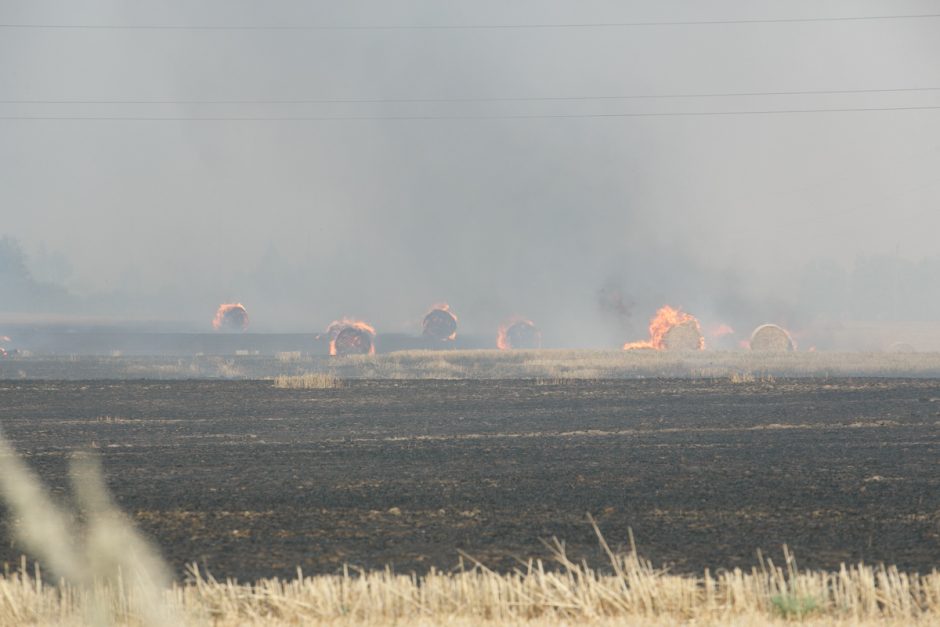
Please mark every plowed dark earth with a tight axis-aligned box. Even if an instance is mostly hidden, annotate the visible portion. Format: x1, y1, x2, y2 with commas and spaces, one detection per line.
1, 379, 939, 580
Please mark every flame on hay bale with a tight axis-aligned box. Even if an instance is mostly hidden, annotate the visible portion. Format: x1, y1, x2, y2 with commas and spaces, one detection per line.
422, 306, 458, 342
326, 319, 376, 356
212, 303, 249, 332
497, 319, 541, 350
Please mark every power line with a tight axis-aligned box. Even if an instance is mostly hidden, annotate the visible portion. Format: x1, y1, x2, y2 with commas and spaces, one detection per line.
1, 13, 939, 30
2, 104, 940, 121
3, 86, 940, 105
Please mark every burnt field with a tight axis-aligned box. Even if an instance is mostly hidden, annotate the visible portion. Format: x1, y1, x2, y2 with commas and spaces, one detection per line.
1, 378, 939, 581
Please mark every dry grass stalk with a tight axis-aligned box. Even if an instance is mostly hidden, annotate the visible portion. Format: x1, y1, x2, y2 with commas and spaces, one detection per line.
209, 358, 244, 379
18, 349, 940, 380
0, 432, 178, 626
1, 539, 940, 625
729, 372, 777, 384
273, 373, 343, 389
319, 349, 940, 380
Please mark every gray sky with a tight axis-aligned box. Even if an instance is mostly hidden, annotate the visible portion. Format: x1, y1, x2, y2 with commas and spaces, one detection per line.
2, 1, 939, 342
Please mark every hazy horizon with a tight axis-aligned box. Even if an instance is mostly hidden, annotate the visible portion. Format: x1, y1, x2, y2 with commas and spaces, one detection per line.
3, 1, 940, 346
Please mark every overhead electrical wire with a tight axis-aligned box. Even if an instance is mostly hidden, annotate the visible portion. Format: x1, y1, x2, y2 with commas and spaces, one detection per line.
2, 104, 940, 121
3, 85, 940, 105
1, 13, 939, 30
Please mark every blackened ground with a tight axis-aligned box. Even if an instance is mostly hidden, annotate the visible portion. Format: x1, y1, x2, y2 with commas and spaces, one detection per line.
0, 379, 939, 580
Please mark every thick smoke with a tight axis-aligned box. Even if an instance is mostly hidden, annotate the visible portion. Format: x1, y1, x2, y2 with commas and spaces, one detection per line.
2, 1, 940, 346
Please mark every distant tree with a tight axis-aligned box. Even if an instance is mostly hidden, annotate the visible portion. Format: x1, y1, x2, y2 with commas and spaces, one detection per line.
0, 235, 72, 312
0, 236, 30, 284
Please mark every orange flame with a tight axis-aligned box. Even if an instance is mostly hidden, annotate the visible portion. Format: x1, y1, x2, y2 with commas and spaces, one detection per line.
497, 317, 541, 350
423, 303, 458, 341
212, 303, 249, 331
327, 318, 376, 356
623, 305, 704, 350
710, 323, 735, 338
428, 303, 457, 320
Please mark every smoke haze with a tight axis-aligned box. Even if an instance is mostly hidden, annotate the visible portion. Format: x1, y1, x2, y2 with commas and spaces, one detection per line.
2, 1, 940, 345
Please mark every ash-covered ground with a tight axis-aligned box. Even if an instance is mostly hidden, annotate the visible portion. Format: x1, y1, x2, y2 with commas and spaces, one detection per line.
1, 379, 939, 580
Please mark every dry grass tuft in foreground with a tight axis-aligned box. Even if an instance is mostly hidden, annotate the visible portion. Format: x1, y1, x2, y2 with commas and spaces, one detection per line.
0, 430, 178, 626
1, 535, 940, 625
272, 372, 343, 389
174, 530, 940, 626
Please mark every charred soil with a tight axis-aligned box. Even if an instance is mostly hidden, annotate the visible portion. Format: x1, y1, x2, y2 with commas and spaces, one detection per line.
0, 379, 939, 580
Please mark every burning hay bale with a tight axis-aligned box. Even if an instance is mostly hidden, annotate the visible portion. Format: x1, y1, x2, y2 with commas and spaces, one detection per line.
497, 319, 541, 350
749, 324, 795, 352
212, 303, 249, 332
422, 304, 458, 342
624, 305, 704, 351
662, 320, 705, 351
327, 319, 376, 356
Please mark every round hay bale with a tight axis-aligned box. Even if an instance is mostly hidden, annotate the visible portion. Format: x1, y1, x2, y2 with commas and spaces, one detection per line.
887, 341, 916, 354
333, 326, 374, 356
661, 320, 703, 351
422, 308, 458, 341
212, 303, 249, 332
749, 324, 794, 352
499, 320, 541, 349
